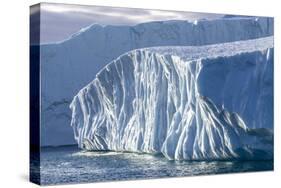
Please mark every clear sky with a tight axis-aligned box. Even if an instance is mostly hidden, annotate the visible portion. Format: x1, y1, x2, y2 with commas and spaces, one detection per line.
31, 3, 225, 44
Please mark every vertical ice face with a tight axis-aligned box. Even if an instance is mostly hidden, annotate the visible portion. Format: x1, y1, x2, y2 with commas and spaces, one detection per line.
70, 37, 273, 160
40, 17, 273, 146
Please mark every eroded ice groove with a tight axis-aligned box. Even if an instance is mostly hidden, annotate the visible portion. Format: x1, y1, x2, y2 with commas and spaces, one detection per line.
70, 36, 273, 160
70, 37, 273, 160
41, 17, 273, 146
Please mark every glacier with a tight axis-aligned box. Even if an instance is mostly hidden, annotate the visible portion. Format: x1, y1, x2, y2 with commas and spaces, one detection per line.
69, 36, 273, 160
40, 17, 273, 146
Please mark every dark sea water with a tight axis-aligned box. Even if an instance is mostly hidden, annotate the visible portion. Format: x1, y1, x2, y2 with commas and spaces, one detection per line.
38, 145, 273, 185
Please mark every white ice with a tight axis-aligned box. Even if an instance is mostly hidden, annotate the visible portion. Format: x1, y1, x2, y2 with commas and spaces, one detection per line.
40, 17, 273, 146
69, 36, 273, 160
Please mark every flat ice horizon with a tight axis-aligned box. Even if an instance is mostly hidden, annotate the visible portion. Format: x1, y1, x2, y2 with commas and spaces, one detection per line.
70, 36, 273, 160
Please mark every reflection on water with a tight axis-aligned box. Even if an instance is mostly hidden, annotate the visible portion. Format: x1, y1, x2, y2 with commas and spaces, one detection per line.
38, 145, 273, 185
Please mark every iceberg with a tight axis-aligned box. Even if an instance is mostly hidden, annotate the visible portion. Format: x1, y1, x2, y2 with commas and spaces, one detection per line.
69, 36, 273, 160
40, 17, 273, 146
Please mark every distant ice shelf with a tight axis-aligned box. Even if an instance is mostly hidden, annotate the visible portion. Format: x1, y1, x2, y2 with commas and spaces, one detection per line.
70, 36, 273, 160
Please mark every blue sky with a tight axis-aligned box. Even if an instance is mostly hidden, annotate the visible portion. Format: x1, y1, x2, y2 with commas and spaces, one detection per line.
31, 3, 225, 44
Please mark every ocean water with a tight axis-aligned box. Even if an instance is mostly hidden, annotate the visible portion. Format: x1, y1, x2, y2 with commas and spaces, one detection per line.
38, 145, 273, 185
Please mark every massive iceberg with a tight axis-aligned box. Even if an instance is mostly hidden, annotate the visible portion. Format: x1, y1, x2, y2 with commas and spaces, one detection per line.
41, 17, 273, 146
69, 36, 273, 160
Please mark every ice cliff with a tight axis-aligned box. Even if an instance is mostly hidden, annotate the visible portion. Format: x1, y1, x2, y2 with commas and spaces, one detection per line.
69, 36, 273, 160
41, 17, 273, 146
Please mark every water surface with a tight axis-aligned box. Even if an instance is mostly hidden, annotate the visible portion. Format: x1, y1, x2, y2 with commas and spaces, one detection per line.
39, 145, 273, 185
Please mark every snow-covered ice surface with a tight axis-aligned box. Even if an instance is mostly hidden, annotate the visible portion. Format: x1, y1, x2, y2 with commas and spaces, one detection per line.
40, 17, 273, 146
70, 36, 273, 160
